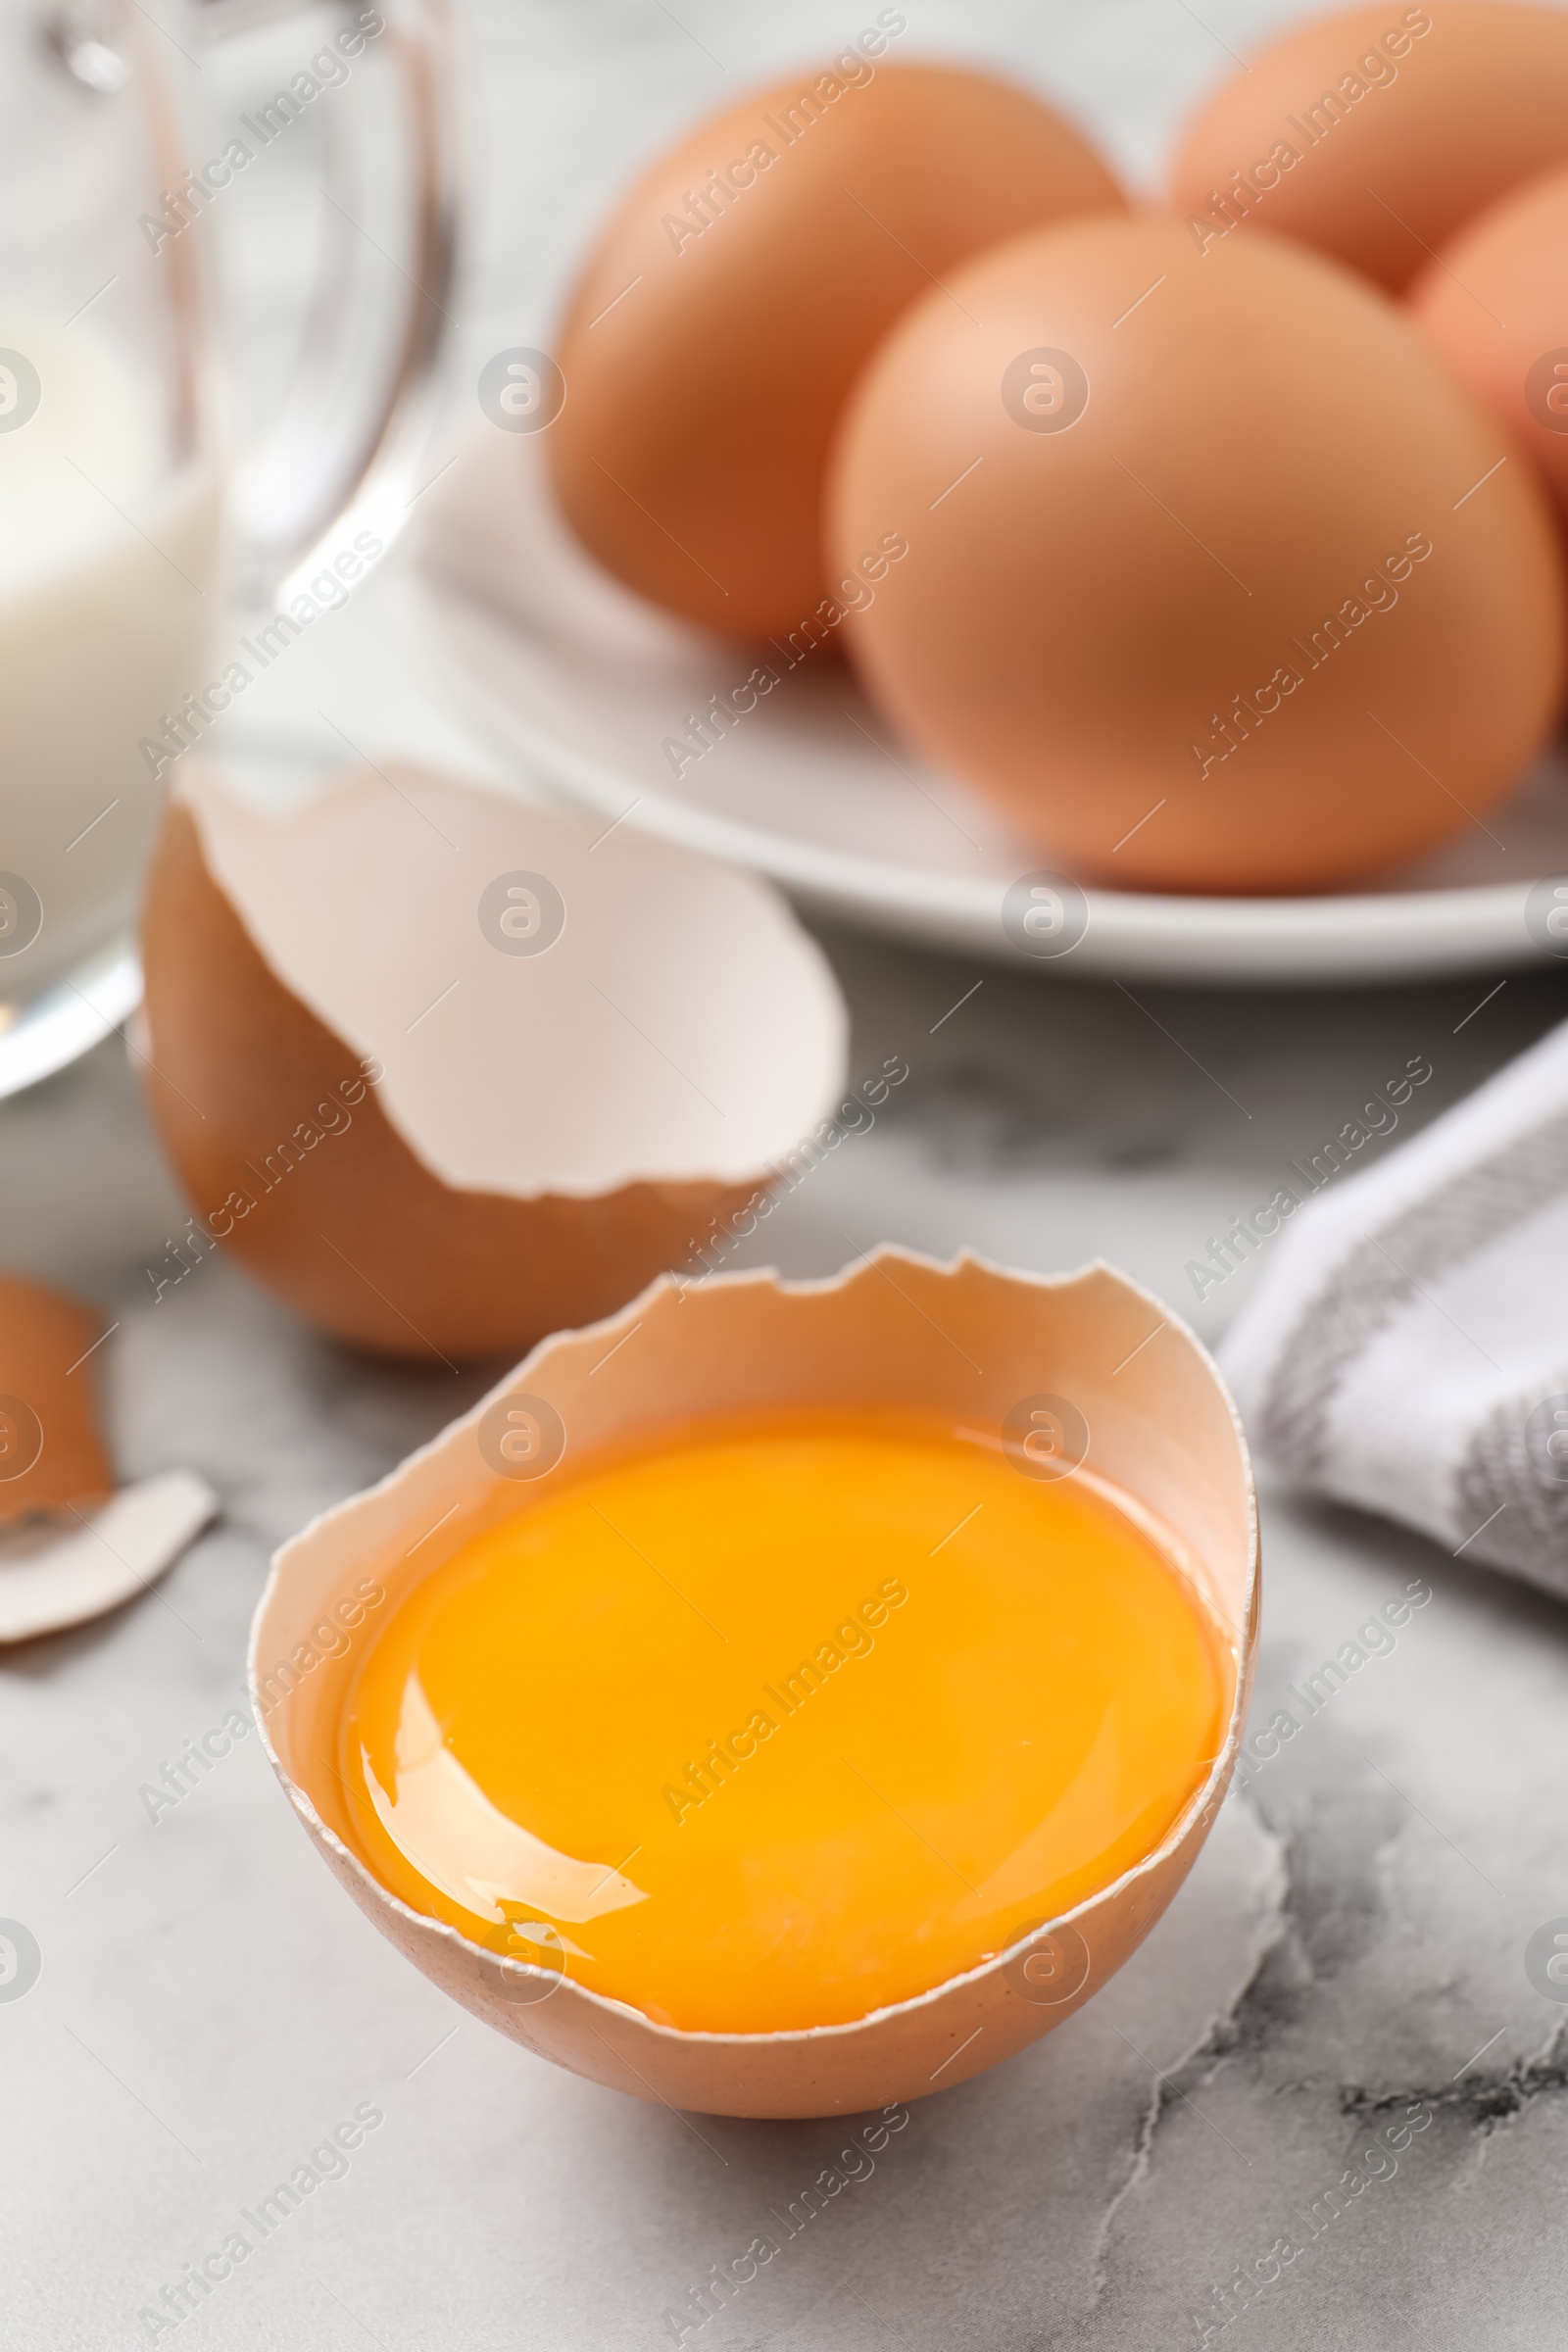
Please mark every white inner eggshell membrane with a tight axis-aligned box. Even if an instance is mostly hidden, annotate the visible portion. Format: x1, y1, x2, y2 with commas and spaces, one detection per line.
184, 764, 849, 1198
0, 1472, 219, 1643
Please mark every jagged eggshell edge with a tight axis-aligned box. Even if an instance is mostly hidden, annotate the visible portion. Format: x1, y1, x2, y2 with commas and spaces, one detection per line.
249, 1244, 1258, 2118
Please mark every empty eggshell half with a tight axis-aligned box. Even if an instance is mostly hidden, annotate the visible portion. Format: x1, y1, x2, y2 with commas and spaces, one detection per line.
138, 765, 848, 1362
250, 1246, 1257, 2120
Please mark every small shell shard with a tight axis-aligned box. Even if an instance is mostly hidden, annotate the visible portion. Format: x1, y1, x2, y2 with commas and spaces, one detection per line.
0, 1469, 219, 1643
0, 1273, 114, 1527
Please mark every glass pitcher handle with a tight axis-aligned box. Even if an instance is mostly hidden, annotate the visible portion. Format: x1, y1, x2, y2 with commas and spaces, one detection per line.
196, 0, 459, 600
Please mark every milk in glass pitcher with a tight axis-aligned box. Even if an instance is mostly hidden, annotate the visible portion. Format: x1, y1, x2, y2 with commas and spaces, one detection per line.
0, 0, 456, 1095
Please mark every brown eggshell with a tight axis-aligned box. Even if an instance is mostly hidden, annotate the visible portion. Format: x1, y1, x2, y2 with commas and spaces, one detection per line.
1408, 162, 1568, 533
250, 1246, 1258, 2120
827, 212, 1566, 894
138, 768, 847, 1365
0, 1275, 113, 1523
1168, 2, 1568, 293
549, 57, 1125, 639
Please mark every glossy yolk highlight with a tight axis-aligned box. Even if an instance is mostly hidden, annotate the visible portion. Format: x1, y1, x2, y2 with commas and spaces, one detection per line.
337, 1411, 1232, 2034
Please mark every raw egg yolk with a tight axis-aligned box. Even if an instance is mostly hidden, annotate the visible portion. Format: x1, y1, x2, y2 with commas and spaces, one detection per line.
337, 1411, 1232, 2033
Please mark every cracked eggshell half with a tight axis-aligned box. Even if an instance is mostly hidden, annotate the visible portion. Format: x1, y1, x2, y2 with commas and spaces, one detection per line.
138, 765, 848, 1362
250, 1246, 1258, 2120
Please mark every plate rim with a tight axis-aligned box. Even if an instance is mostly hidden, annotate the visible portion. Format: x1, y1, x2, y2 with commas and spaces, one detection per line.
413, 570, 1565, 985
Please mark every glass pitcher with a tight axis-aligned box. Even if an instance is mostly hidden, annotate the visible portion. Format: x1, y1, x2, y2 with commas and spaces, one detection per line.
0, 0, 456, 1097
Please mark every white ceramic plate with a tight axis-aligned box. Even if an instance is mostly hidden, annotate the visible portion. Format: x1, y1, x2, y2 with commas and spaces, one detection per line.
412, 429, 1568, 988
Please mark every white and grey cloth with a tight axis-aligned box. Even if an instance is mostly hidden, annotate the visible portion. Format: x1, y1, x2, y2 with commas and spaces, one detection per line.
1219, 1017, 1568, 1594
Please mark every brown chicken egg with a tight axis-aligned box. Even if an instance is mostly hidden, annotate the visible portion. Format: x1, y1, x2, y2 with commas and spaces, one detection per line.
1169, 3, 1568, 294
138, 764, 847, 1364
1409, 162, 1568, 532
548, 51, 1125, 640
827, 212, 1566, 895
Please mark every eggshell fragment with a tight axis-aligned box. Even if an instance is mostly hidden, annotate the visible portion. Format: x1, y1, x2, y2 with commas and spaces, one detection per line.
0, 1471, 219, 1643
549, 58, 1125, 639
0, 1274, 113, 1523
250, 1246, 1257, 2120
1408, 163, 1568, 532
828, 213, 1566, 893
138, 766, 847, 1363
1169, 2, 1568, 293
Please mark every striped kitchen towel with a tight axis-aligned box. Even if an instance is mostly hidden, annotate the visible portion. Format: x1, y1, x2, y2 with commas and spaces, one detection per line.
1218, 1018, 1568, 1594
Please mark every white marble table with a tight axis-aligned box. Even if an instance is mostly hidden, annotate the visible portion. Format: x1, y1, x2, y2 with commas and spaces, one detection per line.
8, 2, 1568, 2345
